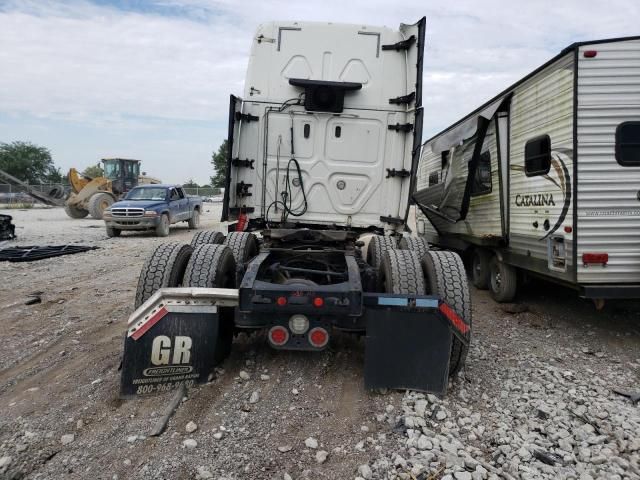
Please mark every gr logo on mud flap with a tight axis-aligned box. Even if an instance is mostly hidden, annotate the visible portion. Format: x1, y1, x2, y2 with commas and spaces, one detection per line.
150, 335, 192, 365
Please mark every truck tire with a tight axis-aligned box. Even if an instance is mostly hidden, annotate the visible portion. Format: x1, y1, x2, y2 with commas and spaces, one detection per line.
367, 235, 398, 270
421, 251, 472, 376
399, 235, 430, 260
188, 208, 200, 229
380, 250, 425, 295
191, 230, 225, 247
489, 257, 517, 303
106, 226, 121, 237
155, 213, 170, 237
183, 244, 237, 364
224, 232, 258, 265
88, 192, 114, 219
64, 204, 89, 219
135, 242, 193, 308
471, 248, 491, 289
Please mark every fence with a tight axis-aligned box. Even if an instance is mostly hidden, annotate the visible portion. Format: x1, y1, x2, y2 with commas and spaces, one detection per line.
0, 183, 223, 207
0, 183, 69, 207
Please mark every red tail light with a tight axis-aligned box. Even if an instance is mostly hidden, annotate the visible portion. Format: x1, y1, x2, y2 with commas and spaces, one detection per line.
268, 326, 289, 346
276, 296, 287, 306
308, 327, 329, 348
583, 50, 597, 58
582, 253, 608, 265
312, 297, 324, 308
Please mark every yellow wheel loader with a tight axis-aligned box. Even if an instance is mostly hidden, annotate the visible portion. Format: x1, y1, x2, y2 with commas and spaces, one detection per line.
64, 158, 160, 219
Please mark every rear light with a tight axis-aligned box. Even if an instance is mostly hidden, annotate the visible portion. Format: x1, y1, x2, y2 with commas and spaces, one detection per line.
289, 314, 309, 334
276, 296, 287, 306
582, 253, 608, 265
583, 50, 597, 58
312, 297, 324, 308
268, 326, 289, 346
308, 327, 329, 348
564, 226, 572, 233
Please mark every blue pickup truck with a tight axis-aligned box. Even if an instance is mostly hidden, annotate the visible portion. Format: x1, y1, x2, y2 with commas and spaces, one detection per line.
103, 185, 202, 237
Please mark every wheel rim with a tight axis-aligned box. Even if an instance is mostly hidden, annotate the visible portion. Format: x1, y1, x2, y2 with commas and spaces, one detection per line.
492, 265, 502, 291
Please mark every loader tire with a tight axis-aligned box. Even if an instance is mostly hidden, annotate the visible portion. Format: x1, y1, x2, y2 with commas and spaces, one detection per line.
422, 251, 472, 377
471, 248, 491, 290
64, 204, 89, 219
489, 257, 517, 303
183, 244, 237, 364
380, 249, 425, 295
88, 192, 114, 219
367, 235, 398, 270
134, 242, 193, 308
224, 232, 258, 265
399, 235, 430, 260
191, 230, 225, 247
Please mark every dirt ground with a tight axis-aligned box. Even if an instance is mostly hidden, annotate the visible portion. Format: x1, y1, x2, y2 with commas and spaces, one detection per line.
0, 207, 638, 480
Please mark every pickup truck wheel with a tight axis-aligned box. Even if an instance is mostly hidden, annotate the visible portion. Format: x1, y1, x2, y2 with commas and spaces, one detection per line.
224, 232, 258, 265
88, 193, 114, 220
64, 204, 89, 219
398, 235, 429, 260
366, 235, 398, 270
191, 230, 225, 247
471, 248, 491, 289
489, 257, 517, 303
155, 214, 170, 237
135, 242, 193, 308
183, 244, 237, 364
188, 209, 200, 229
380, 250, 425, 295
422, 251, 472, 376
106, 226, 121, 238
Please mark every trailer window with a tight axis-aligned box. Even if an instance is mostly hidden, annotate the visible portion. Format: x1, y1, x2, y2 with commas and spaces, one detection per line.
471, 151, 491, 196
428, 171, 440, 186
616, 122, 640, 166
524, 135, 551, 176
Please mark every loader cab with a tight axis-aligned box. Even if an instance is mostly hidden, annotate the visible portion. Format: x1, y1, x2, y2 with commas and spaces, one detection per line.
102, 158, 141, 195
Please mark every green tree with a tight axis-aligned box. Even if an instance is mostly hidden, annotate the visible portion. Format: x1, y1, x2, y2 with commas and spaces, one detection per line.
82, 164, 104, 178
210, 139, 228, 188
0, 141, 61, 184
182, 179, 199, 188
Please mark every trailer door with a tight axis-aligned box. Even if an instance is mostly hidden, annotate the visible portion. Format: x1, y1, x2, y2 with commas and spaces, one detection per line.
576, 39, 640, 286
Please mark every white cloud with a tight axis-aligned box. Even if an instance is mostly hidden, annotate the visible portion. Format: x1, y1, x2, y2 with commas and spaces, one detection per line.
0, 0, 639, 183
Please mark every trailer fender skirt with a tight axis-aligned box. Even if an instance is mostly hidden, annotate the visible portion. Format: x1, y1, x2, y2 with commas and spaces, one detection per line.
363, 293, 456, 394
120, 287, 239, 398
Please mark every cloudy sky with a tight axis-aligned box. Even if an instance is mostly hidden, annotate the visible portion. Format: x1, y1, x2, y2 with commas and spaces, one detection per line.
0, 0, 638, 185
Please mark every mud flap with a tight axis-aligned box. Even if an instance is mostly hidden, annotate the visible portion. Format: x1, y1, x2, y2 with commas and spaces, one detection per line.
363, 294, 454, 394
120, 287, 239, 398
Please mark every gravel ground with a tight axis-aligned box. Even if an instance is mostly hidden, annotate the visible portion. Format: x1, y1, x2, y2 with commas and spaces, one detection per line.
0, 207, 638, 480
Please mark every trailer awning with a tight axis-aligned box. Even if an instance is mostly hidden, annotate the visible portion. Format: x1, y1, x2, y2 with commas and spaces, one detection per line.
429, 95, 509, 155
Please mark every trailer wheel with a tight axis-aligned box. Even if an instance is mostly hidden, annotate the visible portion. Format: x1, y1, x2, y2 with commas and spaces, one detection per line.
399, 235, 429, 259
224, 232, 258, 265
367, 235, 398, 270
135, 242, 193, 308
64, 204, 89, 219
88, 192, 114, 219
191, 230, 225, 247
471, 248, 491, 289
489, 257, 517, 302
183, 244, 237, 364
422, 251, 472, 376
380, 250, 425, 295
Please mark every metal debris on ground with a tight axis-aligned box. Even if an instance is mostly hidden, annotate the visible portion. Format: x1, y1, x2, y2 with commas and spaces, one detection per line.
612, 388, 640, 404
0, 215, 16, 241
0, 245, 98, 262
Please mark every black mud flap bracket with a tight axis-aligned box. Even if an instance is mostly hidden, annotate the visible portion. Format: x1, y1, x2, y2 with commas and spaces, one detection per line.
120, 288, 239, 398
363, 293, 469, 395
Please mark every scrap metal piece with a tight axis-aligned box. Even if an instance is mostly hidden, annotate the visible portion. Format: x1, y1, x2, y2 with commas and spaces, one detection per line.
0, 214, 16, 240
0, 245, 98, 262
150, 383, 186, 436
613, 388, 640, 404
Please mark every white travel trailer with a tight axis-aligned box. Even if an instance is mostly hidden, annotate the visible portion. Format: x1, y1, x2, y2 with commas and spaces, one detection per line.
414, 36, 640, 303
